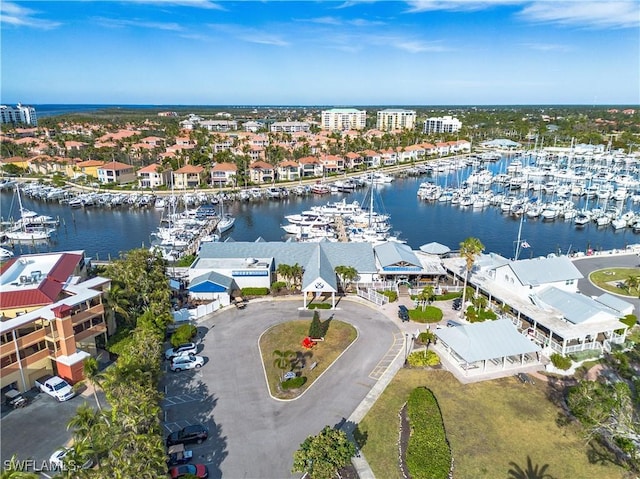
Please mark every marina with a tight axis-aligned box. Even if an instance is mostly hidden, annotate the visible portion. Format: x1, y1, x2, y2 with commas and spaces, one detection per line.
1, 154, 640, 260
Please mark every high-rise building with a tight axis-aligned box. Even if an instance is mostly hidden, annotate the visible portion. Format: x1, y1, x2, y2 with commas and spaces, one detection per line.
423, 115, 461, 134
376, 109, 416, 131
321, 108, 366, 131
0, 103, 38, 126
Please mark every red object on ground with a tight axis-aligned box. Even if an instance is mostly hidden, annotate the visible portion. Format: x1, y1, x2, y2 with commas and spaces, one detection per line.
301, 337, 316, 349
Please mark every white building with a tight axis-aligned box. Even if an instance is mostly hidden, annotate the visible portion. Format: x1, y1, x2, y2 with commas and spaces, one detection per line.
270, 121, 310, 133
376, 109, 416, 131
423, 115, 461, 134
1, 103, 38, 126
321, 108, 366, 131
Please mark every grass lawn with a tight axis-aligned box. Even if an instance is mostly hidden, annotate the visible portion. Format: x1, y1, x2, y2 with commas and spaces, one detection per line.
357, 369, 628, 479
408, 305, 443, 323
589, 267, 640, 297
259, 319, 357, 400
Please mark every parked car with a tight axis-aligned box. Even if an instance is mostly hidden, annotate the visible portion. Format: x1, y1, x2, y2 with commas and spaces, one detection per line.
452, 298, 462, 311
166, 424, 209, 447
446, 320, 462, 328
35, 375, 75, 402
167, 444, 192, 467
397, 305, 409, 322
165, 342, 197, 360
170, 354, 205, 372
169, 464, 208, 478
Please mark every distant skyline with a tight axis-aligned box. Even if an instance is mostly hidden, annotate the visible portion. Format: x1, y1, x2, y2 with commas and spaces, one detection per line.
1, 1, 639, 106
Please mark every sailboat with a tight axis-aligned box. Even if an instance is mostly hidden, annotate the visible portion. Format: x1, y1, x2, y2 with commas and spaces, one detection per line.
216, 197, 235, 234
5, 184, 56, 242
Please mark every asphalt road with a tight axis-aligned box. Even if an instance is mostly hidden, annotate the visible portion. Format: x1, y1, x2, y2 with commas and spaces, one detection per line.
573, 252, 640, 313
160, 298, 400, 479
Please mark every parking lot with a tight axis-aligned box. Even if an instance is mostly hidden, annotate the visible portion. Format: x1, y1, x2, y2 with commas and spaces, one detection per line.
0, 386, 106, 477
160, 298, 399, 479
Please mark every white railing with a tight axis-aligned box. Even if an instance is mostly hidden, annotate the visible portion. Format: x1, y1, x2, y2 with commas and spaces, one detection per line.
564, 341, 603, 354
356, 281, 396, 291
357, 288, 389, 306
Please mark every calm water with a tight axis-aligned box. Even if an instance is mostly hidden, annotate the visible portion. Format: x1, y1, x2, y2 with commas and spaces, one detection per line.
2, 160, 639, 260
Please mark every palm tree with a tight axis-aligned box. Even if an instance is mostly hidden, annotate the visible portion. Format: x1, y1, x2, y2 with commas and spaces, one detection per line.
507, 456, 554, 479
276, 263, 293, 289
623, 275, 640, 296
334, 265, 358, 292
273, 349, 295, 380
459, 237, 485, 311
290, 263, 304, 290
83, 356, 103, 410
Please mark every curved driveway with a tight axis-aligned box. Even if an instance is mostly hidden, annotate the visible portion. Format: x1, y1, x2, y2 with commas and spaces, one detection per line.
161, 298, 400, 479
573, 253, 640, 313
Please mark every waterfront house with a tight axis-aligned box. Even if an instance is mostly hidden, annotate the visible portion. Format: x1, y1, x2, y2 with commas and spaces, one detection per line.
320, 154, 345, 174
362, 150, 382, 168
276, 160, 300, 181
249, 161, 275, 184
442, 254, 631, 356
345, 152, 365, 169
0, 251, 112, 392
137, 163, 172, 188
210, 162, 238, 187
173, 164, 206, 189
298, 156, 323, 177
69, 159, 104, 179
97, 161, 136, 185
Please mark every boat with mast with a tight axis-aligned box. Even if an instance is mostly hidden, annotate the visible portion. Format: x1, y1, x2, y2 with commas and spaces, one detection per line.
216, 197, 235, 234
3, 184, 56, 243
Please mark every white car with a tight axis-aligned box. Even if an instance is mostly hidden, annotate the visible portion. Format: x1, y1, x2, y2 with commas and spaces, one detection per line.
170, 354, 205, 372
165, 342, 197, 360
49, 448, 93, 471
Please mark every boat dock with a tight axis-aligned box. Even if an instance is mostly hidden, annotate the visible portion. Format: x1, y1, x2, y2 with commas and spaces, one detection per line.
333, 216, 349, 242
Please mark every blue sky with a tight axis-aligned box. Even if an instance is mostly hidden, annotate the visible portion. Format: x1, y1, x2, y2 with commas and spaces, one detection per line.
1, 1, 639, 105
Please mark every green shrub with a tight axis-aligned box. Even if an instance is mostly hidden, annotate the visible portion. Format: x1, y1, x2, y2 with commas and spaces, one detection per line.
409, 306, 443, 323
465, 306, 497, 323
434, 291, 461, 301
405, 387, 451, 479
308, 303, 332, 309
241, 287, 269, 296
174, 254, 196, 267
407, 350, 440, 367
271, 281, 287, 292
417, 331, 435, 344
569, 349, 602, 362
281, 376, 307, 390
171, 324, 197, 347
619, 314, 637, 329
381, 290, 398, 302
550, 353, 572, 370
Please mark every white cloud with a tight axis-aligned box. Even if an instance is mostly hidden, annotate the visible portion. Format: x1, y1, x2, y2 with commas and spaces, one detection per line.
518, 1, 640, 29
127, 0, 226, 10
405, 0, 522, 13
0, 2, 61, 29
95, 17, 183, 31
392, 39, 450, 53
207, 24, 289, 46
520, 42, 572, 52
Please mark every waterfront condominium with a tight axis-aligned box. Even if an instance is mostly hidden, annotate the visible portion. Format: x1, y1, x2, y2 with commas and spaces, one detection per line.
376, 109, 416, 131
0, 103, 38, 126
423, 115, 462, 134
321, 108, 367, 131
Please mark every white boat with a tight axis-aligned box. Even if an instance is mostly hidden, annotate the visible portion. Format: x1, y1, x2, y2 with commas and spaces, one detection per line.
216, 199, 235, 234
574, 212, 591, 227
5, 185, 56, 242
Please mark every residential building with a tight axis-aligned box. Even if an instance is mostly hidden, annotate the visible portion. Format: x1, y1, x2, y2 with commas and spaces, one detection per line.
210, 162, 238, 187
68, 159, 105, 179
173, 165, 207, 189
277, 160, 300, 181
270, 121, 311, 133
376, 109, 416, 131
321, 108, 366, 131
0, 251, 111, 392
423, 115, 462, 134
248, 161, 275, 184
137, 163, 172, 188
200, 120, 238, 132
97, 161, 136, 185
0, 103, 38, 126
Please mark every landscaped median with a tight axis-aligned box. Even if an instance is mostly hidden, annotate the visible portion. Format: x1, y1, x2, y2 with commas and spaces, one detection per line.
259, 318, 357, 400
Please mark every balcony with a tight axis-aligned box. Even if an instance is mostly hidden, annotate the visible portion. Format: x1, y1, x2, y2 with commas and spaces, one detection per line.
0, 328, 47, 357
70, 304, 105, 325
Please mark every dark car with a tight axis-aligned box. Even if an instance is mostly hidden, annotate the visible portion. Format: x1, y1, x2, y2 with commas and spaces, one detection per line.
169, 464, 208, 479
452, 298, 462, 310
397, 305, 409, 322
166, 425, 209, 447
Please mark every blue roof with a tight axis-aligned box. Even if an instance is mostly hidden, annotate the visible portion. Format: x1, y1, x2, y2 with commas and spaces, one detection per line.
189, 271, 234, 293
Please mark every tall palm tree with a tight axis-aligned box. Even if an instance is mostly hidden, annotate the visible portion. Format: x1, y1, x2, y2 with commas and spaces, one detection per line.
83, 356, 103, 411
459, 237, 485, 311
273, 349, 295, 380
